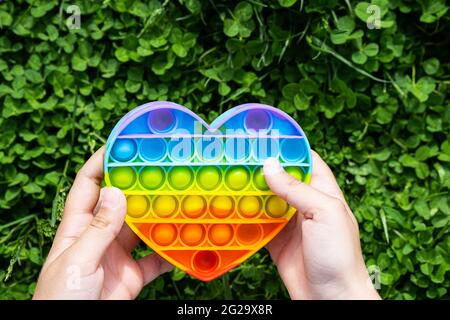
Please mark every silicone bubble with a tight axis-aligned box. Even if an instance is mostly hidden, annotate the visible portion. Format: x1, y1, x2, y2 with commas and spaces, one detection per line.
153, 195, 178, 218
109, 167, 136, 189
192, 251, 219, 273
236, 224, 262, 246
168, 166, 194, 190
244, 109, 272, 133
105, 102, 312, 282
210, 196, 234, 218
127, 195, 149, 218
182, 195, 207, 218
225, 166, 250, 190
140, 138, 167, 162
148, 109, 176, 133
151, 224, 177, 246
167, 139, 194, 162
265, 195, 289, 218
180, 224, 205, 246
238, 196, 262, 218
197, 166, 222, 190
199, 137, 223, 161
140, 166, 165, 190
280, 138, 307, 163
208, 224, 233, 246
111, 139, 137, 162
254, 137, 280, 161
253, 166, 269, 191
285, 166, 304, 181
224, 137, 250, 162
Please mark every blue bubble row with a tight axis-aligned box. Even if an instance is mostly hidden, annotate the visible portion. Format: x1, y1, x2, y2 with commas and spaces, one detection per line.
110, 136, 308, 164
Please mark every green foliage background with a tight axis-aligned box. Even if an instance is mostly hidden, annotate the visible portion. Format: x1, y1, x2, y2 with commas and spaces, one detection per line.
0, 0, 449, 299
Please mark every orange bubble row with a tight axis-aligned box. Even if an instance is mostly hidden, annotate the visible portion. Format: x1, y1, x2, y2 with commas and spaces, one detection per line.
126, 194, 291, 220
150, 223, 264, 248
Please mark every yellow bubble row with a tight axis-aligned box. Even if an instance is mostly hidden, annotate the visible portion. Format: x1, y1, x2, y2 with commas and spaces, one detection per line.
126, 194, 291, 220
149, 223, 264, 248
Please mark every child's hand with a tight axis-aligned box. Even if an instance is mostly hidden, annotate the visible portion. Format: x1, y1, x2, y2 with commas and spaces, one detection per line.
264, 151, 380, 300
33, 147, 172, 300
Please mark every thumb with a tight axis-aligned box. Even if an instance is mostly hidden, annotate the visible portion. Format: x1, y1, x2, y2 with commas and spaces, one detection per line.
263, 157, 341, 219
68, 187, 126, 270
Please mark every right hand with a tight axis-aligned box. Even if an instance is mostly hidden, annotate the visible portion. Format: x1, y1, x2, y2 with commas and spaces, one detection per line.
263, 151, 380, 300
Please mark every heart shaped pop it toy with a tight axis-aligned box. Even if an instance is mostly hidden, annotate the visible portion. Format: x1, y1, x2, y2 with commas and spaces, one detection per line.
104, 101, 312, 281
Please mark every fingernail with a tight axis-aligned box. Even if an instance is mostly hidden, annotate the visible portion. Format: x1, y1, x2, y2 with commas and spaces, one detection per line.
100, 187, 121, 209
263, 157, 284, 176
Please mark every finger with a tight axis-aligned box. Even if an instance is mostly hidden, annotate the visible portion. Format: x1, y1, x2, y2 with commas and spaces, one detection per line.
263, 157, 342, 219
64, 146, 105, 215
137, 253, 173, 285
310, 151, 358, 228
57, 146, 106, 238
266, 213, 302, 259
66, 187, 126, 271
116, 223, 140, 252
46, 147, 105, 264
310, 150, 346, 202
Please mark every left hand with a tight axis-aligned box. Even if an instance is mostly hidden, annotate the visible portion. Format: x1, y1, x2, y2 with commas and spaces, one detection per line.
33, 147, 172, 299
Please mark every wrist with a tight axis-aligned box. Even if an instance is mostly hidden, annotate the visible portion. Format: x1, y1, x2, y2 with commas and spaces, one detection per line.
286, 274, 381, 300
340, 280, 381, 300
318, 275, 381, 300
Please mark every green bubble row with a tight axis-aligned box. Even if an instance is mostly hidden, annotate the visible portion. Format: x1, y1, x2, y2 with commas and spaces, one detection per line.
108, 165, 306, 192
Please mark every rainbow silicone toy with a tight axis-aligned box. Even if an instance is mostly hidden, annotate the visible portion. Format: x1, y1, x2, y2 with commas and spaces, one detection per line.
104, 101, 312, 281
